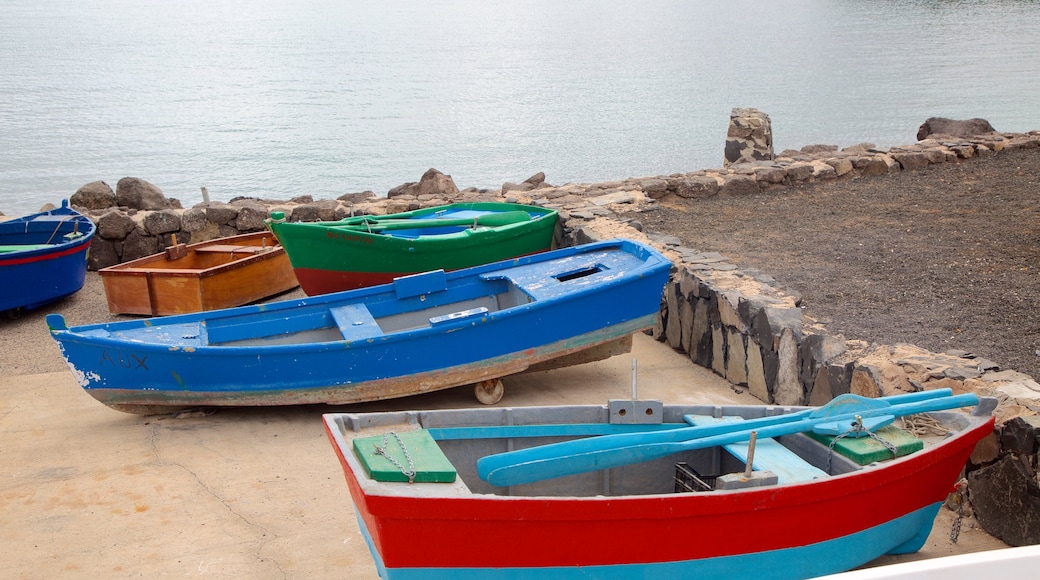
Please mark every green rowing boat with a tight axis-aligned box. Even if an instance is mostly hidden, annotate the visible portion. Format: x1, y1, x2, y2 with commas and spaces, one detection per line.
267, 202, 559, 295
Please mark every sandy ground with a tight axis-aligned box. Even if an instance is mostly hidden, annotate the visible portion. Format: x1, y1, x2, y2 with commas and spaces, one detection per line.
0, 274, 1009, 578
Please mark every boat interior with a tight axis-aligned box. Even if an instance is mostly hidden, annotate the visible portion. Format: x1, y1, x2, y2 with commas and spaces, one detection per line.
0, 212, 89, 253
84, 247, 634, 349
330, 403, 978, 499
103, 233, 282, 273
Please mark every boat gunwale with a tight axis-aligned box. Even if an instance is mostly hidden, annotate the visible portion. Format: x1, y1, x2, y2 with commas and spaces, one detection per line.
326, 403, 994, 509
52, 240, 671, 355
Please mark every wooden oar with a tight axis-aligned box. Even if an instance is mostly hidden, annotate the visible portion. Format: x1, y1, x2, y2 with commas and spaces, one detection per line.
481, 392, 978, 487
476, 389, 951, 481
335, 211, 531, 232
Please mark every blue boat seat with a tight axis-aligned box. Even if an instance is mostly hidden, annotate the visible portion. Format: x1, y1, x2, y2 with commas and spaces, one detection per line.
330, 304, 383, 341
685, 415, 828, 484
486, 249, 631, 301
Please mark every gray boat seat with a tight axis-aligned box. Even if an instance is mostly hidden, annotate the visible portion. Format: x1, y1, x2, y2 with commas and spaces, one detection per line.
330, 304, 384, 341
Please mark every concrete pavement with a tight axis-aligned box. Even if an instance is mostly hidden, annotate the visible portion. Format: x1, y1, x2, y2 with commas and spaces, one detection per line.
2, 328, 766, 578
0, 274, 1007, 578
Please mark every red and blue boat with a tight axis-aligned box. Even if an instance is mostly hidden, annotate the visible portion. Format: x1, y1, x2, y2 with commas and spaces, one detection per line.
267, 202, 558, 295
0, 200, 95, 318
48, 239, 669, 414
323, 390, 995, 579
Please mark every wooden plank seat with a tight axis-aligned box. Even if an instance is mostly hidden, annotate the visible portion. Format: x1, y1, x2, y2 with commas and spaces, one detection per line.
330, 304, 383, 340
192, 244, 269, 254
487, 250, 633, 301
684, 415, 828, 484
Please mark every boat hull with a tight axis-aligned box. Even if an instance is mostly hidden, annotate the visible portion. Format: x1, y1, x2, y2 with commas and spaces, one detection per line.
0, 202, 95, 314
49, 239, 670, 412
98, 231, 298, 315
323, 402, 994, 579
269, 202, 558, 295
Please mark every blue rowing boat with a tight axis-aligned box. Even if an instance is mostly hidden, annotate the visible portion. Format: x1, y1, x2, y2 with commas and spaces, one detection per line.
1, 200, 95, 317
47, 239, 672, 414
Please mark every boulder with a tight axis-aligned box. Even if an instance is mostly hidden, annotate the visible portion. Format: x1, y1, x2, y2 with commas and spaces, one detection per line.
417, 168, 460, 198
233, 202, 269, 231
917, 117, 997, 140
71, 181, 116, 210
96, 210, 136, 240
725, 108, 774, 165
115, 177, 168, 210
142, 209, 182, 236
387, 182, 419, 198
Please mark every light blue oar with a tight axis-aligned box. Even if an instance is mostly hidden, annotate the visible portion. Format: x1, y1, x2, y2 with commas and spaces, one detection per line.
481, 392, 979, 487
476, 389, 952, 482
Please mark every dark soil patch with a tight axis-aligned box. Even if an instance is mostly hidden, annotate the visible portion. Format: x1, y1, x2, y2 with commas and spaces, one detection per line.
628, 147, 1040, 380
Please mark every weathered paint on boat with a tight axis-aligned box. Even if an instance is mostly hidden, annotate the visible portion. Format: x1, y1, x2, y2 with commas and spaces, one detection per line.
323, 398, 996, 579
0, 200, 95, 315
98, 231, 299, 315
267, 202, 558, 295
48, 239, 670, 414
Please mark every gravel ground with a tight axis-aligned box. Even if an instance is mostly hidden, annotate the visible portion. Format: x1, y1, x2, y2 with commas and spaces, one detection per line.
627, 146, 1040, 381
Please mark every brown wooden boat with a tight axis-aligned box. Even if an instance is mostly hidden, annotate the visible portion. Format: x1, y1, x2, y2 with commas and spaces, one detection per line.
99, 231, 299, 315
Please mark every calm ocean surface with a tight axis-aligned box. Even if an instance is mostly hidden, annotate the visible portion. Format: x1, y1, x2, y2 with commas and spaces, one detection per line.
2, 0, 1039, 216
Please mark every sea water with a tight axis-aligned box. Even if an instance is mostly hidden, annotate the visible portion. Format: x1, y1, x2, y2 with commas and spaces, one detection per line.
2, 0, 1039, 215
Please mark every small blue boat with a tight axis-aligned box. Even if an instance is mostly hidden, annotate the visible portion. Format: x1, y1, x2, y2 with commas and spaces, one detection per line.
1, 200, 95, 317
47, 239, 672, 414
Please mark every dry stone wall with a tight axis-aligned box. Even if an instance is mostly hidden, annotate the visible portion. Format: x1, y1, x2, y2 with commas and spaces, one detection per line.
61, 130, 1040, 545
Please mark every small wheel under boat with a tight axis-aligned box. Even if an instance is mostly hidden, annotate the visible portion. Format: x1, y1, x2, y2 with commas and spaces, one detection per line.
4, 307, 22, 320
474, 379, 505, 405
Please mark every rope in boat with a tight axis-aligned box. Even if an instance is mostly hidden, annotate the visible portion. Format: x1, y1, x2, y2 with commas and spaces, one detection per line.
825, 414, 900, 472
900, 414, 950, 437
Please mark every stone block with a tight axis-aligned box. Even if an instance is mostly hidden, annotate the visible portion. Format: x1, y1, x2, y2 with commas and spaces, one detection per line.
968, 454, 1040, 545
825, 157, 854, 176
97, 210, 136, 240
86, 237, 120, 270
665, 283, 682, 350
725, 108, 773, 165
719, 174, 759, 196
205, 203, 240, 225
142, 209, 181, 236
679, 292, 695, 355
717, 290, 743, 330
773, 329, 802, 405
691, 298, 712, 368
674, 175, 720, 199
121, 229, 160, 261
180, 207, 208, 232
725, 327, 748, 385
892, 151, 929, 171
234, 203, 269, 231
999, 416, 1040, 456
711, 324, 726, 376
746, 340, 770, 403
785, 163, 815, 183
851, 156, 890, 176
850, 365, 883, 398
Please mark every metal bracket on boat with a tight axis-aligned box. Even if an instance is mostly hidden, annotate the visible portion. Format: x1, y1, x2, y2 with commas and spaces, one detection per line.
608, 400, 663, 425
608, 359, 663, 424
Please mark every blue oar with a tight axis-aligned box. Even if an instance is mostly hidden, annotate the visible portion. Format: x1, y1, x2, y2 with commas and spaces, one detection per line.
476, 389, 951, 481
481, 392, 978, 487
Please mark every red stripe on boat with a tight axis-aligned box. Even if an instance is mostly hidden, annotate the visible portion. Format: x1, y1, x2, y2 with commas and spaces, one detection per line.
0, 240, 91, 267
326, 418, 992, 569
